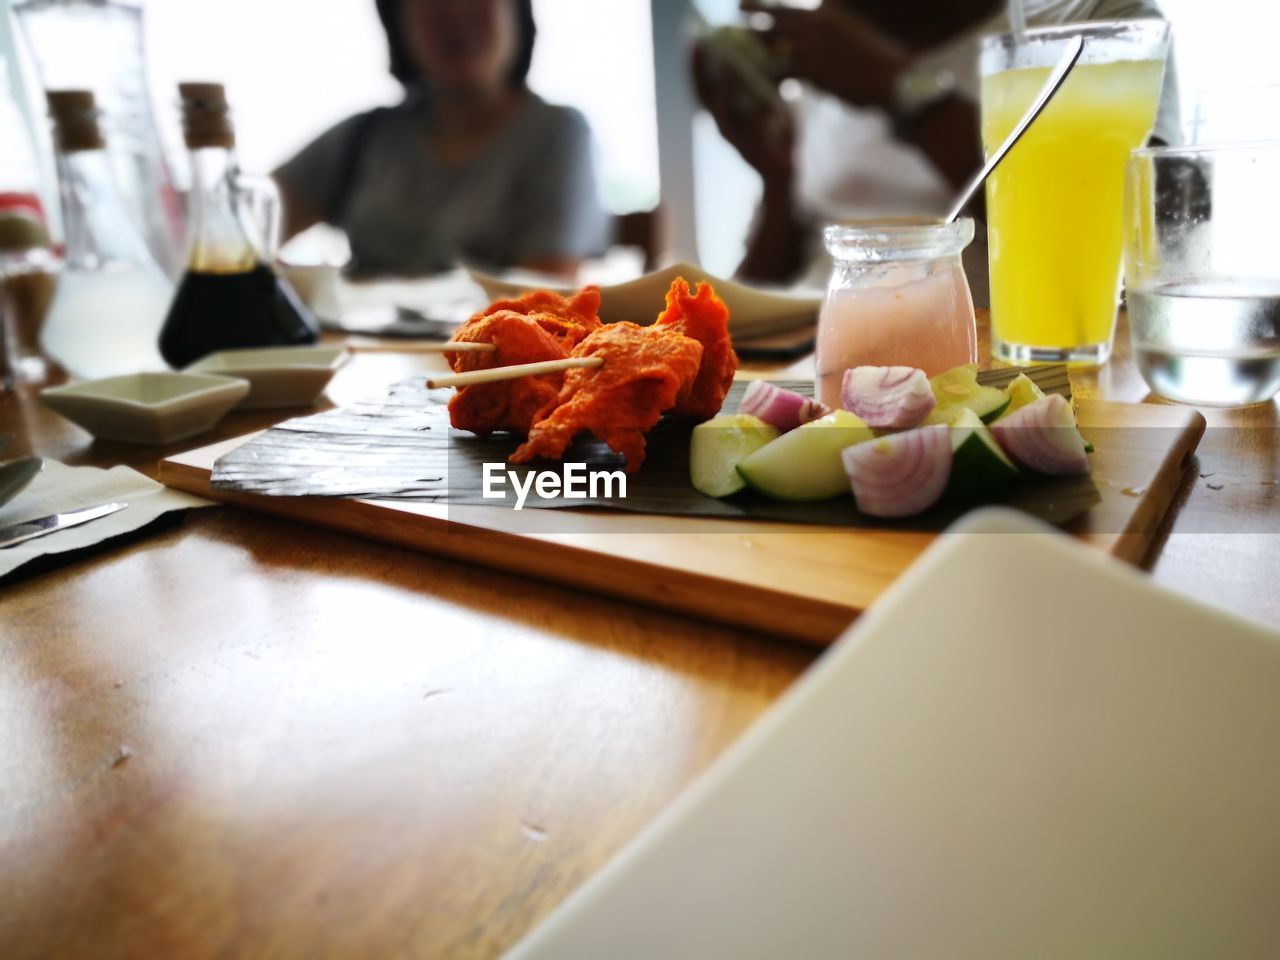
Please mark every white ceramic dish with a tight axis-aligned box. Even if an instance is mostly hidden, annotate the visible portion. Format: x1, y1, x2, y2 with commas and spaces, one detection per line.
184, 345, 347, 409
509, 508, 1280, 959
277, 262, 342, 319
41, 372, 250, 445
468, 261, 822, 338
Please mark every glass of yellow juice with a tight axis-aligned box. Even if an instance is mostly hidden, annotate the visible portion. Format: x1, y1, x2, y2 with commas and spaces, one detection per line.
981, 21, 1170, 365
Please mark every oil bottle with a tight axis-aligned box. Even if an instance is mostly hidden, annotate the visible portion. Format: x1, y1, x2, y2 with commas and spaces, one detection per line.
158, 83, 316, 368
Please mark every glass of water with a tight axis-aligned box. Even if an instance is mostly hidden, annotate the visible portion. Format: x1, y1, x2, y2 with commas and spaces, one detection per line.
1125, 144, 1280, 406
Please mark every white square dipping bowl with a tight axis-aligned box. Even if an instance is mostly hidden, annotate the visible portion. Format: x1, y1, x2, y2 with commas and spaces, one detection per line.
41, 372, 250, 445
184, 345, 347, 409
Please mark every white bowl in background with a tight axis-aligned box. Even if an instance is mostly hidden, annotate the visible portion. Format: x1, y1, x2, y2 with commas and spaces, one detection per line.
184, 345, 347, 410
466, 260, 824, 338
41, 372, 250, 445
277, 262, 342, 318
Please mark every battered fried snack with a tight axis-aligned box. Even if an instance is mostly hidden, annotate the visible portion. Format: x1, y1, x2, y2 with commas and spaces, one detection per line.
510, 322, 703, 472
654, 277, 738, 420
445, 312, 568, 436
445, 287, 604, 436
457, 286, 602, 367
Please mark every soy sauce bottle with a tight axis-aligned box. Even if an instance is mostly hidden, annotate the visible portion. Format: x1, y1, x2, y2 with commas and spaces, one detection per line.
159, 83, 316, 367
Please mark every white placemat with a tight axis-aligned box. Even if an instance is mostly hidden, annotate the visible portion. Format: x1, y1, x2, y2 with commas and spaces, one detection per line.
0, 460, 215, 579
509, 508, 1280, 958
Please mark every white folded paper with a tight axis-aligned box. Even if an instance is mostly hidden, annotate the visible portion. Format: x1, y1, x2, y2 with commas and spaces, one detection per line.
0, 460, 214, 579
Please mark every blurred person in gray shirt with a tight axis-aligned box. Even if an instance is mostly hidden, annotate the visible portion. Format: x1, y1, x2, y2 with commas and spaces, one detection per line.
276, 0, 608, 278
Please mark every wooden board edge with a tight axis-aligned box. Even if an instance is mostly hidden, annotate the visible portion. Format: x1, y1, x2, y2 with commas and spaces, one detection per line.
157, 457, 857, 647
1101, 408, 1206, 564
158, 399, 1206, 645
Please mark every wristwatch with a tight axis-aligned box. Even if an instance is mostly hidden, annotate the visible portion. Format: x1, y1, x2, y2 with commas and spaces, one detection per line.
889, 65, 958, 140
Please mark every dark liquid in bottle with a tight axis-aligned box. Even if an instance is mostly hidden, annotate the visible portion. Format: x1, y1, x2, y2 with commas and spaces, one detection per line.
158, 262, 318, 368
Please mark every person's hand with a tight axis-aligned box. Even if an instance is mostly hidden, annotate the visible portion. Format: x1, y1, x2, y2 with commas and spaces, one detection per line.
742, 0, 909, 110
691, 30, 796, 188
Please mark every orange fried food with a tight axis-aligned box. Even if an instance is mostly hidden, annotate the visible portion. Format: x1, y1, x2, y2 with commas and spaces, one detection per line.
510, 322, 703, 472
444, 287, 605, 436
446, 311, 569, 436
471, 286, 602, 359
654, 278, 738, 420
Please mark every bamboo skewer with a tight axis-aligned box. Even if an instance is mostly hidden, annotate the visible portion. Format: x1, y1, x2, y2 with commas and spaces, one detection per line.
425, 356, 603, 390
346, 339, 496, 354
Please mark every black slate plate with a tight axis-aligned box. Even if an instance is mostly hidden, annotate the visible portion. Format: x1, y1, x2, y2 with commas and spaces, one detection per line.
211, 366, 1097, 529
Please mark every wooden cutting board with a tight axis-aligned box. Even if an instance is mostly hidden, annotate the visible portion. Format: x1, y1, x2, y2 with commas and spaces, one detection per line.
159, 400, 1204, 646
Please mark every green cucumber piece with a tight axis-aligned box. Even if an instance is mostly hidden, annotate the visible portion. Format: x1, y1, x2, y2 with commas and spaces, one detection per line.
924, 364, 1010, 425
1000, 373, 1046, 419
737, 410, 873, 501
946, 408, 1018, 500
690, 414, 779, 498
918, 404, 968, 428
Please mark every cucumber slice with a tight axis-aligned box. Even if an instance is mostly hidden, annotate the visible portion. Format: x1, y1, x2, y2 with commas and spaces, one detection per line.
737, 410, 873, 501
924, 364, 1009, 425
946, 407, 1018, 500
917, 403, 969, 428
1000, 373, 1045, 419
690, 414, 779, 498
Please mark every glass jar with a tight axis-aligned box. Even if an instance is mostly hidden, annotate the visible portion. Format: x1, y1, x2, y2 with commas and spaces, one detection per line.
815, 218, 977, 409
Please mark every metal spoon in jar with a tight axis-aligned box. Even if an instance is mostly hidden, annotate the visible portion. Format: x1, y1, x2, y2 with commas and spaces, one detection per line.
945, 34, 1084, 223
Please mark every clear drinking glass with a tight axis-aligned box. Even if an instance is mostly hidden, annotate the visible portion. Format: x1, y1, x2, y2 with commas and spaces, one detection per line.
981, 20, 1170, 366
816, 219, 977, 409
1124, 144, 1280, 406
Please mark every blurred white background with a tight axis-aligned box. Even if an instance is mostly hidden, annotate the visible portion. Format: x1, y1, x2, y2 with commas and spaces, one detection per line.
0, 0, 660, 220
145, 0, 660, 214
2, 0, 1278, 269
1160, 0, 1280, 144
690, 0, 1280, 275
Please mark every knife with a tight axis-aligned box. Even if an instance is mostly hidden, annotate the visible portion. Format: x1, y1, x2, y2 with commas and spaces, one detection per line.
0, 501, 128, 549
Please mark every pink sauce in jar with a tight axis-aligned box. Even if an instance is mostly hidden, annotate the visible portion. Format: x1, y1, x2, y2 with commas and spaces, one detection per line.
816, 219, 978, 409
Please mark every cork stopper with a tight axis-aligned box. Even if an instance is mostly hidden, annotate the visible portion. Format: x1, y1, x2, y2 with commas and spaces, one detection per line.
179, 82, 235, 149
47, 89, 105, 153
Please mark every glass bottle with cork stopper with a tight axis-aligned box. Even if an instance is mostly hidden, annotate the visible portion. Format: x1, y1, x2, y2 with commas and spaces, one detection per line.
39, 88, 171, 378
158, 82, 316, 368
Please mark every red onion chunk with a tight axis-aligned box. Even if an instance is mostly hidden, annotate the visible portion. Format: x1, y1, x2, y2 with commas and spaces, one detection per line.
840, 366, 935, 428
841, 424, 952, 517
989, 395, 1090, 475
798, 399, 831, 425
739, 380, 831, 432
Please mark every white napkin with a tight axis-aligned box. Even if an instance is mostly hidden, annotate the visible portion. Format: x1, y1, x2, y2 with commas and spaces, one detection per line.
0, 460, 215, 579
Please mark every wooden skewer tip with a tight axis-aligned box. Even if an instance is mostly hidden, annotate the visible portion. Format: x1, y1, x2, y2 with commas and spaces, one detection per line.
347, 340, 497, 354
425, 356, 603, 390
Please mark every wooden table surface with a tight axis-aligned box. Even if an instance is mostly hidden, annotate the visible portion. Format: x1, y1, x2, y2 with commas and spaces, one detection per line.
2, 313, 1278, 959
